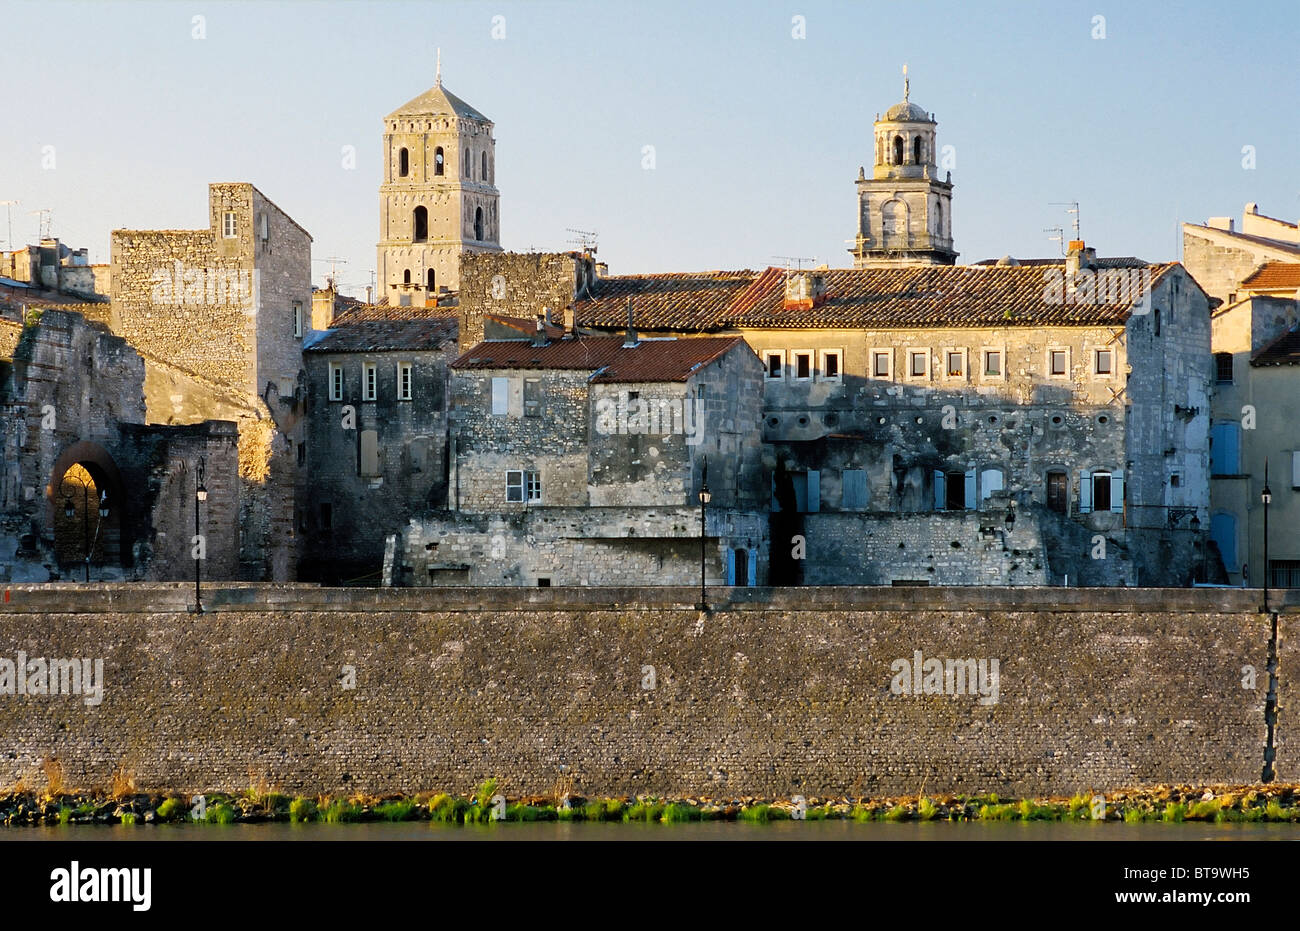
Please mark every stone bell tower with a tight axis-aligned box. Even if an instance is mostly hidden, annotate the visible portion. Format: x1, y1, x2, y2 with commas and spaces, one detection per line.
377, 55, 502, 305
849, 67, 956, 268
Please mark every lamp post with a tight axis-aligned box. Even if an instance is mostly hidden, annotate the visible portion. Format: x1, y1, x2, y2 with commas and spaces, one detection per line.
194, 458, 208, 614
697, 456, 711, 609
1262, 460, 1272, 612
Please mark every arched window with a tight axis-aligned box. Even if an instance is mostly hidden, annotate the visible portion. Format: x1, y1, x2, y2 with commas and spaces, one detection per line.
398, 147, 409, 177
412, 206, 428, 242
434, 147, 444, 176
403, 269, 411, 285
913, 137, 923, 164
935, 201, 944, 237
427, 269, 436, 291
481, 151, 487, 181
464, 148, 471, 179
474, 206, 484, 241
881, 201, 906, 248
893, 135, 904, 165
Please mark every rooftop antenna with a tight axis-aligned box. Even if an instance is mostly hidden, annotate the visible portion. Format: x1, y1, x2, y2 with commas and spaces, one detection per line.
29, 208, 51, 240
1050, 201, 1081, 240
773, 255, 816, 272
313, 256, 349, 289
565, 228, 599, 255
436, 48, 442, 86
0, 200, 18, 251
1042, 227, 1065, 255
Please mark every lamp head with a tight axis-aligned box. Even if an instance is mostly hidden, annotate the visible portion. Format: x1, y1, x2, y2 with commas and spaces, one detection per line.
197, 484, 208, 503
63, 497, 74, 519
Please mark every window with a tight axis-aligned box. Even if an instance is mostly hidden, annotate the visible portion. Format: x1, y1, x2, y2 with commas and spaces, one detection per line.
403, 269, 411, 285
293, 301, 303, 338
1046, 470, 1068, 513
1269, 561, 1300, 589
1094, 349, 1112, 375
841, 469, 868, 510
913, 137, 923, 164
946, 350, 964, 378
794, 352, 812, 380
474, 206, 484, 241
893, 135, 903, 164
482, 151, 488, 180
983, 349, 1002, 377
397, 362, 412, 401
222, 212, 238, 238
1049, 349, 1068, 376
427, 269, 436, 291
1209, 422, 1241, 476
1079, 470, 1124, 514
258, 213, 269, 242
979, 468, 1004, 504
909, 350, 928, 378
359, 429, 379, 477
491, 377, 509, 415
764, 351, 784, 380
536, 578, 551, 587
434, 147, 444, 176
464, 148, 471, 179
329, 363, 343, 401
413, 206, 428, 242
1215, 352, 1233, 385
933, 469, 975, 511
363, 362, 377, 401
872, 350, 892, 379
524, 378, 541, 417
506, 469, 541, 503
399, 147, 409, 177
819, 350, 842, 381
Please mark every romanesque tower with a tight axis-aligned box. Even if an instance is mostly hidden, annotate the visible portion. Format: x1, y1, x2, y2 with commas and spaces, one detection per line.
378, 65, 502, 304
849, 69, 956, 267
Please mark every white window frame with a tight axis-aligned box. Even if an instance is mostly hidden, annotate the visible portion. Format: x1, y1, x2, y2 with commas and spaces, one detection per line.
222, 211, 238, 239
293, 301, 303, 339
328, 363, 343, 402
980, 347, 1004, 381
818, 349, 843, 382
792, 351, 813, 382
525, 469, 542, 502
1093, 347, 1114, 377
907, 349, 930, 380
506, 470, 524, 502
506, 469, 541, 503
1047, 347, 1070, 378
491, 377, 509, 416
362, 362, 377, 401
763, 350, 784, 380
943, 347, 966, 380
397, 362, 412, 401
870, 348, 893, 380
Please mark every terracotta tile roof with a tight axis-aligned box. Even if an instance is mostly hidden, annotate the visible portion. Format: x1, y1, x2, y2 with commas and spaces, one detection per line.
333, 300, 458, 323
484, 312, 565, 340
1251, 328, 1300, 366
576, 270, 758, 330
972, 256, 1149, 268
306, 315, 458, 353
1241, 262, 1300, 291
576, 264, 1179, 331
452, 334, 747, 383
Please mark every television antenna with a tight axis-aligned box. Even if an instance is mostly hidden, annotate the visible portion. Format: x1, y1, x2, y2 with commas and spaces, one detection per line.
773, 254, 816, 271
1049, 201, 1081, 240
313, 255, 349, 288
1042, 227, 1065, 255
565, 228, 599, 254
29, 208, 51, 240
0, 200, 18, 251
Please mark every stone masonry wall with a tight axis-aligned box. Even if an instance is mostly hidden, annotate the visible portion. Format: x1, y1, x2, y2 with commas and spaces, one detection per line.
0, 587, 1279, 797
458, 252, 582, 351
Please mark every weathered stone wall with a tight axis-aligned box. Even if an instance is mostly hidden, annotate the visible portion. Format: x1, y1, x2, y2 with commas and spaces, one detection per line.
457, 252, 583, 351
0, 586, 1279, 797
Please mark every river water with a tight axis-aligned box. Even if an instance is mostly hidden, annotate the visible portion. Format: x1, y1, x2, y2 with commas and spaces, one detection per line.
5, 821, 1298, 841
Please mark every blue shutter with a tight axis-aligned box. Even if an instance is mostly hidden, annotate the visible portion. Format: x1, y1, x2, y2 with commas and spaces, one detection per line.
726, 549, 736, 585
933, 470, 945, 511
964, 469, 977, 509
806, 470, 820, 513
1110, 470, 1125, 513
748, 550, 758, 587
1079, 471, 1092, 513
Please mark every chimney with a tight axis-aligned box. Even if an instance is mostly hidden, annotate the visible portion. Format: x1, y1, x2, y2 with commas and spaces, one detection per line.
1065, 240, 1087, 277
783, 270, 828, 310
563, 303, 576, 336
532, 314, 548, 347
595, 262, 608, 278
623, 296, 638, 348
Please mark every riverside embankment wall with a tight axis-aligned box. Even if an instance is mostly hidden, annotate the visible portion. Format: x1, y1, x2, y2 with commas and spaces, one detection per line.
0, 584, 1291, 797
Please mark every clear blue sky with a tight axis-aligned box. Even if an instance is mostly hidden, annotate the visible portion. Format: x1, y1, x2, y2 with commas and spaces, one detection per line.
3, 0, 1296, 297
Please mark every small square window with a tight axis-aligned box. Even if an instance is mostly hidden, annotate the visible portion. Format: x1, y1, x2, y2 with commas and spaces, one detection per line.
506, 470, 524, 502
1049, 349, 1068, 377
794, 352, 812, 380
820, 350, 842, 381
946, 350, 964, 377
1214, 352, 1233, 385
983, 350, 1001, 377
764, 351, 784, 380
872, 350, 891, 378
1094, 349, 1112, 375
909, 350, 928, 378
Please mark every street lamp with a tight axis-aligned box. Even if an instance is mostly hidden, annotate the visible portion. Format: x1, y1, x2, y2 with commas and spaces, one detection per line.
1262, 460, 1272, 612
194, 458, 208, 614
697, 456, 712, 610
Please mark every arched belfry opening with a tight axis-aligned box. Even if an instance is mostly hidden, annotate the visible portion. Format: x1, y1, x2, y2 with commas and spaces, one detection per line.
893, 136, 904, 165
474, 206, 484, 241
913, 136, 923, 164
413, 205, 428, 242
48, 441, 129, 575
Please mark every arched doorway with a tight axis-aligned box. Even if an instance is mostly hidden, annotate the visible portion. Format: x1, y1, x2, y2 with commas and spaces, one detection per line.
47, 441, 129, 574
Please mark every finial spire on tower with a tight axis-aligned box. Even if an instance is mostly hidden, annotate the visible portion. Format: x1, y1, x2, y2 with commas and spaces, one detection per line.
903, 63, 909, 102
436, 47, 442, 86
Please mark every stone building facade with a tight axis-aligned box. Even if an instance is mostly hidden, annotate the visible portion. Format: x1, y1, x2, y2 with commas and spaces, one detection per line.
400, 327, 767, 586
377, 79, 502, 304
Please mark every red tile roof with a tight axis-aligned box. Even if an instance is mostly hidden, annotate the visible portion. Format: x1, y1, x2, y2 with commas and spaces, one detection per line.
333, 300, 457, 323
452, 334, 747, 382
575, 264, 1180, 331
1241, 262, 1300, 291
484, 312, 565, 340
306, 315, 458, 353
